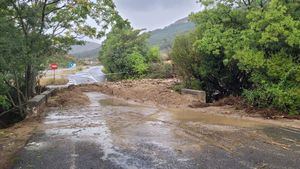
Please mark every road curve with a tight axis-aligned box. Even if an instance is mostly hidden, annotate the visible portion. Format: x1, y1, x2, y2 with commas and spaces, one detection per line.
68, 66, 106, 85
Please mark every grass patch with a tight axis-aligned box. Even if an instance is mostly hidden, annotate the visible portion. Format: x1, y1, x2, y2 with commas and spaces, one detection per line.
39, 78, 68, 86
60, 66, 84, 76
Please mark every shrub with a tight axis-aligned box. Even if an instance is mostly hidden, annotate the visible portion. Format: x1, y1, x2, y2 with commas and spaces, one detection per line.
171, 0, 300, 114
148, 63, 174, 79
244, 86, 300, 115
127, 51, 149, 76
99, 24, 160, 80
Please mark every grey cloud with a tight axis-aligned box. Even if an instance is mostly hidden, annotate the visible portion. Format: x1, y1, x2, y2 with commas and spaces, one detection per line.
114, 0, 200, 30
115, 0, 192, 11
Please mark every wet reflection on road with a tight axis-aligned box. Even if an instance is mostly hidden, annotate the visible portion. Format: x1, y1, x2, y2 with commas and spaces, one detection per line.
12, 92, 300, 169
68, 66, 106, 85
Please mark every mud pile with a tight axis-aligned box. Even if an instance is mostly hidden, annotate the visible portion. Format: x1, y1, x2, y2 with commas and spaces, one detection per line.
77, 79, 198, 107
47, 87, 90, 107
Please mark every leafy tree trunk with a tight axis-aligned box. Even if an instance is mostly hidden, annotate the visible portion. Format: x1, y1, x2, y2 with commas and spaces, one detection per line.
14, 71, 26, 117
25, 64, 36, 100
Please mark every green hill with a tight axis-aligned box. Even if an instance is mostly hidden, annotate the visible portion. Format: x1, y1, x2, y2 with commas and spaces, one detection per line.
69, 41, 101, 60
148, 17, 195, 51
69, 18, 194, 59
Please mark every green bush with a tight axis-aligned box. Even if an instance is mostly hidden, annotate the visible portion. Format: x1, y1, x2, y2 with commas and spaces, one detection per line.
147, 63, 174, 79
235, 0, 300, 114
100, 20, 162, 80
0, 76, 10, 112
100, 23, 160, 80
127, 51, 149, 75
147, 47, 161, 63
172, 83, 185, 93
171, 0, 300, 114
171, 30, 251, 101
243, 86, 300, 115
0, 95, 9, 111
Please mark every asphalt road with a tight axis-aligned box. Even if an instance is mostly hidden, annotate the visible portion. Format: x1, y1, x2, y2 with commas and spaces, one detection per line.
12, 92, 300, 169
68, 66, 106, 85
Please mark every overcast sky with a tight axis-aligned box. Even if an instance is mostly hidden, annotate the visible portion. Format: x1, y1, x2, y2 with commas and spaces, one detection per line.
114, 0, 201, 31
85, 0, 201, 43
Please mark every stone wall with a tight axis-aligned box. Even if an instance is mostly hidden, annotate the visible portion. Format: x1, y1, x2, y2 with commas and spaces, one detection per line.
181, 89, 206, 103
27, 89, 57, 117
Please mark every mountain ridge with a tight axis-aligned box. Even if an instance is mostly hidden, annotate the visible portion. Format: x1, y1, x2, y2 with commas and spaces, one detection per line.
69, 17, 195, 60
148, 17, 195, 51
69, 41, 101, 60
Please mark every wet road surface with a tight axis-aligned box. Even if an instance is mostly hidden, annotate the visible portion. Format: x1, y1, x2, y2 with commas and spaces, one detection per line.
12, 92, 300, 169
68, 66, 105, 85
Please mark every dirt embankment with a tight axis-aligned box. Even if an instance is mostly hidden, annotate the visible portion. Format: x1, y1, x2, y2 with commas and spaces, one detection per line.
0, 116, 43, 169
47, 87, 90, 107
1, 79, 298, 168
76, 79, 199, 107
71, 78, 299, 120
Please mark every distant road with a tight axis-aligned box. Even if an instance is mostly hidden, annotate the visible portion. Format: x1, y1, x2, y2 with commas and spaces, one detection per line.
46, 66, 106, 89
67, 66, 106, 85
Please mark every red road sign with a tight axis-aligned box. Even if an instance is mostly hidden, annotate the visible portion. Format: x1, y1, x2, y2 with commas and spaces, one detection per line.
50, 63, 58, 70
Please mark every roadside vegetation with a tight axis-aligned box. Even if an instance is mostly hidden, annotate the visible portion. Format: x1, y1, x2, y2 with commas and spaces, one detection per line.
100, 19, 173, 80
0, 0, 118, 127
171, 0, 300, 115
1, 1, 299, 168
99, 0, 299, 115
39, 78, 69, 86
1, 0, 299, 127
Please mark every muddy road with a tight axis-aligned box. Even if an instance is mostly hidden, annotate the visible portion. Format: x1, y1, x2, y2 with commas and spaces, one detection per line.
12, 92, 300, 169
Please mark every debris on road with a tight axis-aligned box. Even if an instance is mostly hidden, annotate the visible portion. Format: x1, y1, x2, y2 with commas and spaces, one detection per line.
77, 79, 199, 108
47, 87, 90, 107
11, 92, 300, 169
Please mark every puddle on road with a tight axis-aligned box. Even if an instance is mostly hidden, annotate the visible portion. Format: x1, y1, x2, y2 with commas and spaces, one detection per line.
99, 98, 141, 108
154, 108, 268, 128
25, 141, 49, 151
41, 92, 153, 168
88, 92, 266, 129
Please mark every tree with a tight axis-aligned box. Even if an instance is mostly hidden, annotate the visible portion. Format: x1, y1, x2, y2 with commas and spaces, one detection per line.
99, 20, 158, 80
172, 0, 299, 114
171, 32, 201, 87
235, 0, 300, 114
0, 9, 28, 117
0, 0, 118, 118
172, 0, 252, 100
